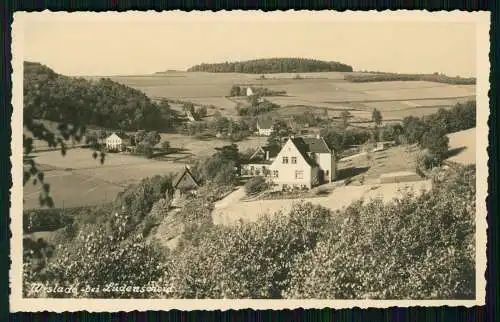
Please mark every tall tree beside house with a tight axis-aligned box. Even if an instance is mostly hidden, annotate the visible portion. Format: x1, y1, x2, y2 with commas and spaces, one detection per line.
161, 140, 171, 151
134, 130, 147, 146
372, 108, 383, 127
371, 108, 383, 141
320, 128, 344, 154
267, 120, 293, 149
420, 127, 450, 162
144, 131, 161, 146
340, 111, 351, 130
229, 85, 242, 97
214, 143, 241, 173
183, 102, 195, 116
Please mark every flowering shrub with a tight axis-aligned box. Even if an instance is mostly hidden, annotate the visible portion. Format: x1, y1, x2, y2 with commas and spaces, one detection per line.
24, 165, 475, 300
244, 176, 268, 195
284, 166, 475, 299
169, 202, 331, 298
39, 223, 171, 298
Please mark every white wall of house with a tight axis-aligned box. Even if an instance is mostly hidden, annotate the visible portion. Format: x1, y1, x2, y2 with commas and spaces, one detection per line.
242, 163, 270, 177
257, 127, 273, 136
316, 152, 334, 183
270, 139, 312, 189
106, 134, 123, 150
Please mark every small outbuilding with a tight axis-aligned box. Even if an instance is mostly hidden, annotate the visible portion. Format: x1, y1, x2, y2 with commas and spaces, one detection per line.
171, 166, 200, 207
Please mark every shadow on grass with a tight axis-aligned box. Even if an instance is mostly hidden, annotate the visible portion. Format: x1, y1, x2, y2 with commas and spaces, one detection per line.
152, 147, 189, 157
336, 166, 370, 181
446, 146, 468, 159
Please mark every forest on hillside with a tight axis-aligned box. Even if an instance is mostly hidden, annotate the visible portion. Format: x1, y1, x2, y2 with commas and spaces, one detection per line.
24, 62, 178, 132
344, 72, 476, 85
186, 58, 353, 74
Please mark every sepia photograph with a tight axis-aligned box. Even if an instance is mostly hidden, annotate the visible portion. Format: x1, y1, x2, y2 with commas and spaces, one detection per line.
10, 10, 489, 311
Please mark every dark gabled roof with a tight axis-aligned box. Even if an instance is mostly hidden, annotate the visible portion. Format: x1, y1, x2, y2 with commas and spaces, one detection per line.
301, 137, 331, 154
257, 119, 274, 129
289, 136, 332, 166
290, 138, 317, 166
173, 167, 199, 189
249, 145, 280, 161
262, 145, 281, 158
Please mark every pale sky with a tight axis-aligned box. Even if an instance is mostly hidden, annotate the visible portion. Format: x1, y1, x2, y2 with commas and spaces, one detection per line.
20, 11, 480, 77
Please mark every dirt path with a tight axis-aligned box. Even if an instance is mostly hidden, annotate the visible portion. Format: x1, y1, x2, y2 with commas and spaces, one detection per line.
212, 180, 432, 226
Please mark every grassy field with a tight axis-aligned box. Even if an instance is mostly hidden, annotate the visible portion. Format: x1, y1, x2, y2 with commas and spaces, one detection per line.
103, 72, 475, 123
336, 144, 421, 184
24, 135, 268, 209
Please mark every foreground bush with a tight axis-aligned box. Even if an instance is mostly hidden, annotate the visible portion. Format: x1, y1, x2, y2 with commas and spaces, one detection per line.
284, 166, 475, 299
24, 165, 476, 300
36, 223, 171, 298
168, 202, 332, 298
244, 176, 268, 195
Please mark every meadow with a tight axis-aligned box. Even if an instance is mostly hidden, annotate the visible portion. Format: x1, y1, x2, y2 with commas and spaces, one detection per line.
106, 72, 475, 123
24, 134, 268, 209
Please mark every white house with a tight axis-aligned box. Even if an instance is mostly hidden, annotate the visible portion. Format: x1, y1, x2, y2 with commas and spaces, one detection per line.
269, 136, 336, 190
186, 110, 196, 122
246, 87, 254, 96
256, 119, 274, 136
241, 145, 280, 177
105, 133, 123, 152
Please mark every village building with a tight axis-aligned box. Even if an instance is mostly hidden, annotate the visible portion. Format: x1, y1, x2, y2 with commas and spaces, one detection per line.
269, 135, 337, 190
171, 166, 200, 207
246, 87, 254, 96
186, 110, 196, 122
105, 133, 124, 152
241, 145, 280, 177
256, 119, 274, 136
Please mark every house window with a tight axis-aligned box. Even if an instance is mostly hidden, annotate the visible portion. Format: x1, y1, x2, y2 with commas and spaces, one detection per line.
295, 170, 304, 179
282, 156, 289, 164
273, 170, 279, 178
291, 157, 297, 164
326, 170, 329, 177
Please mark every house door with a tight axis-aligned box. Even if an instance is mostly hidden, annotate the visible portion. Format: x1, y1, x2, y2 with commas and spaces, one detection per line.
318, 169, 325, 184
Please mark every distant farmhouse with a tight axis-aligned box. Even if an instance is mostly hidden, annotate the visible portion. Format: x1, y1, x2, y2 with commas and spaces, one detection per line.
256, 119, 274, 136
269, 136, 337, 190
105, 133, 124, 152
186, 110, 196, 122
246, 87, 254, 96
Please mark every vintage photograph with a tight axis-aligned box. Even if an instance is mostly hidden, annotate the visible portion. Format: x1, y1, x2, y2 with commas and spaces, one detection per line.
11, 10, 489, 309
